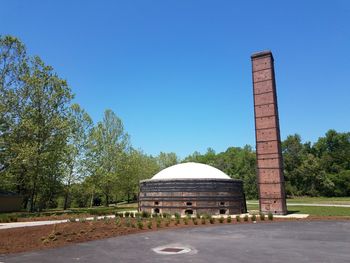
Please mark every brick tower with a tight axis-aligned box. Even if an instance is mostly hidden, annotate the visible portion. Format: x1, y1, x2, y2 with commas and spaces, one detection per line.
251, 51, 287, 215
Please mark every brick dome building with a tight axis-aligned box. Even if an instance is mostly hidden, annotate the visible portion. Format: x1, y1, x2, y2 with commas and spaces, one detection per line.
138, 162, 246, 216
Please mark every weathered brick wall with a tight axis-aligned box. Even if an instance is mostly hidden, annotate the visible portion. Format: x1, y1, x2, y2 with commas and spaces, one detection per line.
251, 51, 287, 215
139, 179, 246, 215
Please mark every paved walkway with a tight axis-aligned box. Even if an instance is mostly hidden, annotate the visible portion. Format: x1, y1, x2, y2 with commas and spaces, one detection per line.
1, 221, 349, 263
0, 212, 309, 230
0, 215, 116, 230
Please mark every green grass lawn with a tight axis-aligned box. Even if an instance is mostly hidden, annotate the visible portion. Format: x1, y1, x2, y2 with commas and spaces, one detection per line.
247, 203, 350, 216
247, 196, 350, 205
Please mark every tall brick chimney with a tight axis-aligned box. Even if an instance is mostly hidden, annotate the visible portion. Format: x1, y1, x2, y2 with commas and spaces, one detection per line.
251, 51, 287, 215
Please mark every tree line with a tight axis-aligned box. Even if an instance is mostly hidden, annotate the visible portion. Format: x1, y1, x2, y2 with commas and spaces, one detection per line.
183, 130, 350, 199
1, 36, 349, 211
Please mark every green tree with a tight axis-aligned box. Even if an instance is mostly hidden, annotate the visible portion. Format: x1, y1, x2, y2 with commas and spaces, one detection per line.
0, 35, 73, 210
86, 109, 129, 206
62, 104, 92, 209
0, 36, 27, 179
282, 134, 307, 196
156, 152, 179, 170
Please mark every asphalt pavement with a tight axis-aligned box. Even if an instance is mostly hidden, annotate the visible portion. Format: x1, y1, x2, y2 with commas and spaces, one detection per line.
1, 221, 349, 263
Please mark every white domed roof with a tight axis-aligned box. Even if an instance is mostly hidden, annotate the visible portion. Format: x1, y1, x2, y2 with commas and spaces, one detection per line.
151, 162, 231, 180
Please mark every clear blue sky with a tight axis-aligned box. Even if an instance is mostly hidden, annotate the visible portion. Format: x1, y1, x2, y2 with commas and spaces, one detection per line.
1, 1, 349, 158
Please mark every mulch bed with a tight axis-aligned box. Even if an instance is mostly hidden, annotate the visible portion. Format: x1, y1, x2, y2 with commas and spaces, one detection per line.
1, 216, 349, 254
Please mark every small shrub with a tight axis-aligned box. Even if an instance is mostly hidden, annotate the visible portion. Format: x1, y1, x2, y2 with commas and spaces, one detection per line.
130, 212, 136, 218
152, 213, 158, 218
236, 215, 241, 222
79, 218, 86, 223
103, 216, 111, 224
68, 217, 76, 223
251, 214, 257, 222
115, 217, 121, 226
183, 217, 189, 225
243, 215, 249, 222
48, 233, 56, 240
219, 216, 224, 223
204, 214, 212, 220
260, 213, 265, 221
201, 217, 206, 225
162, 213, 171, 219
125, 218, 131, 227
165, 219, 171, 227
125, 211, 130, 218
174, 212, 180, 219
137, 221, 144, 229
0, 216, 10, 223
175, 218, 180, 225
115, 212, 123, 218
209, 217, 215, 224
192, 218, 198, 225
93, 216, 98, 221
196, 213, 201, 219
156, 218, 162, 228
227, 216, 232, 223
131, 222, 136, 228
147, 220, 152, 229
141, 211, 150, 218
42, 238, 50, 244
268, 212, 273, 221
8, 215, 18, 222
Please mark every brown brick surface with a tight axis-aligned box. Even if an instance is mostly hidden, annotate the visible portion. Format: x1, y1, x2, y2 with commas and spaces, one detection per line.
255, 104, 276, 118
255, 116, 277, 129
253, 68, 272, 83
256, 141, 279, 155
252, 56, 272, 72
253, 80, 274, 94
252, 51, 287, 215
254, 92, 275, 106
256, 127, 278, 141
257, 158, 280, 169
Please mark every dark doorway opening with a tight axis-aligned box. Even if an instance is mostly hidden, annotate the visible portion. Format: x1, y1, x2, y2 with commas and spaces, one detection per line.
154, 208, 160, 214
185, 209, 193, 215
219, 209, 226, 214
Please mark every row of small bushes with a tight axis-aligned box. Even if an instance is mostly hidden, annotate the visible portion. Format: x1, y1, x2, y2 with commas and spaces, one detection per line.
0, 214, 18, 223
114, 211, 274, 221
66, 211, 274, 226
66, 211, 274, 233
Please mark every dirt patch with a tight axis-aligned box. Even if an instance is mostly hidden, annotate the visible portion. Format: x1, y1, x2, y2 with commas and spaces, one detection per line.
1, 216, 349, 254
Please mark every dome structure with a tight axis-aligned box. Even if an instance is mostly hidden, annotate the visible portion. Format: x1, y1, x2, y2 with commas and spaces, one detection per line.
139, 162, 247, 216
151, 162, 230, 180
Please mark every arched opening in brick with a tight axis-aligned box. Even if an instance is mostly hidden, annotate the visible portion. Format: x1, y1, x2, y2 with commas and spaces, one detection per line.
219, 209, 226, 215
185, 209, 193, 215
154, 208, 160, 214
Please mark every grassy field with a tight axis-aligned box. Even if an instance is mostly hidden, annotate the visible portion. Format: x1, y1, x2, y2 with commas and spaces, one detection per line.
247, 197, 350, 205
2, 197, 350, 221
247, 203, 350, 216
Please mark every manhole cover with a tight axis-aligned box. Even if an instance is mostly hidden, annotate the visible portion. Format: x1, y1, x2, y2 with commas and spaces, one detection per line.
152, 245, 193, 255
